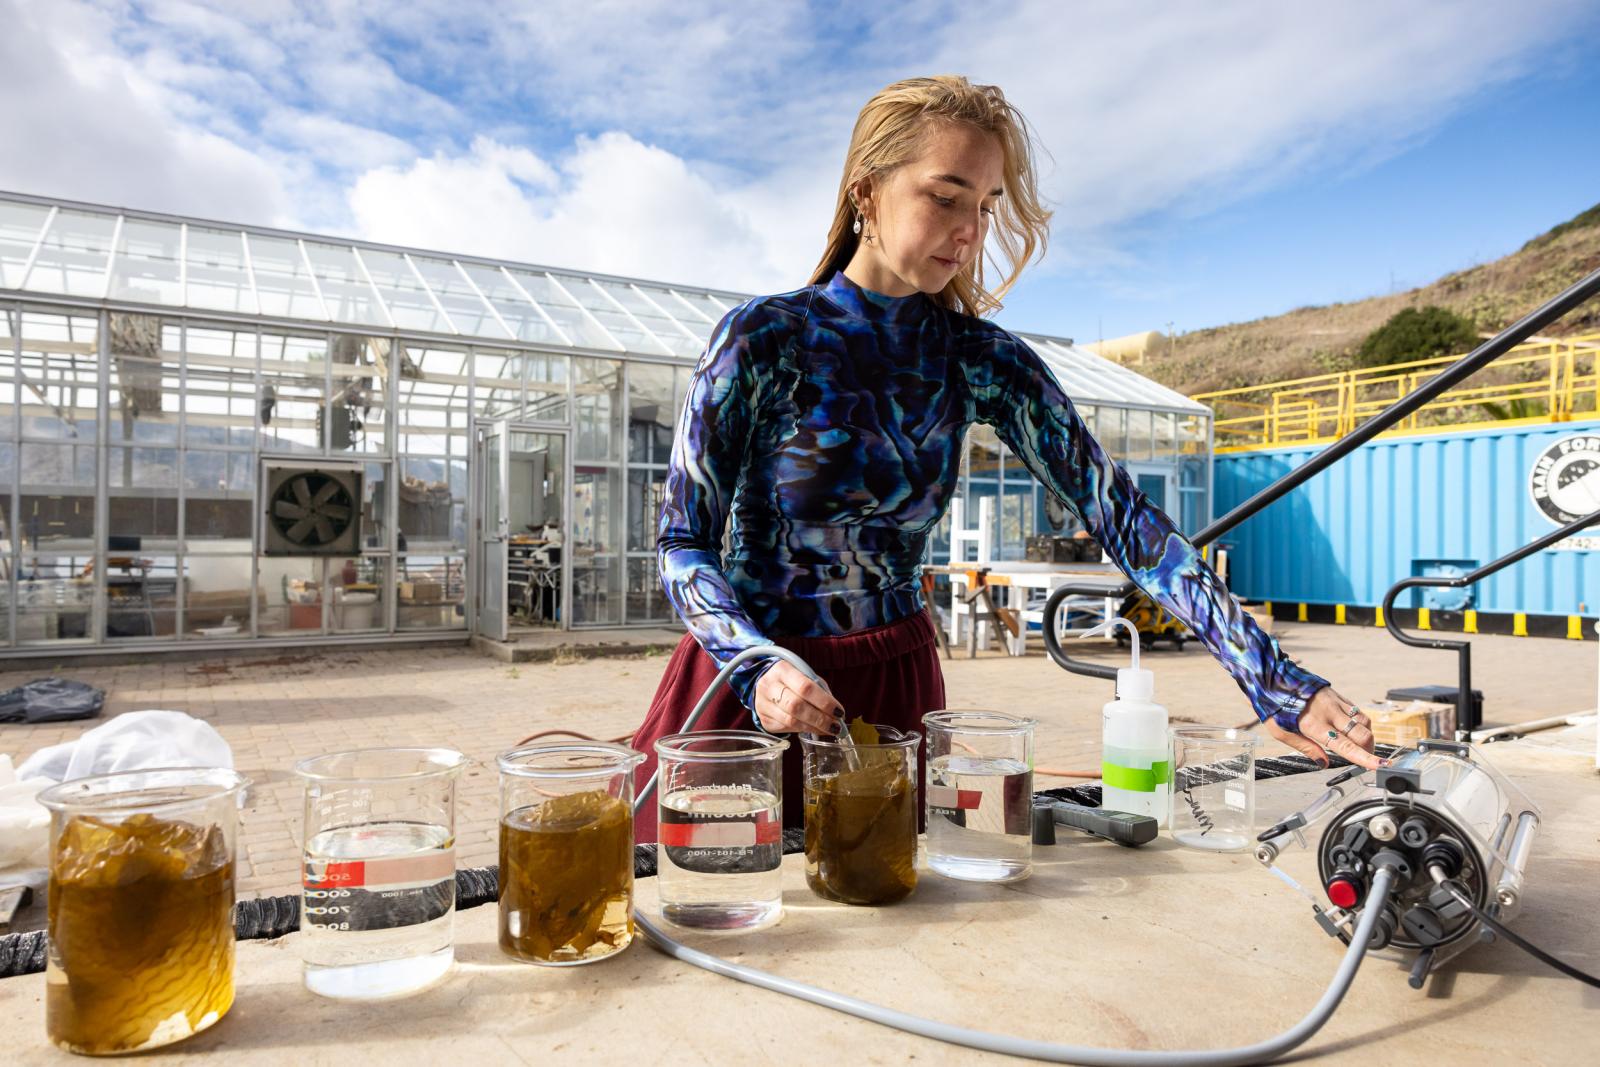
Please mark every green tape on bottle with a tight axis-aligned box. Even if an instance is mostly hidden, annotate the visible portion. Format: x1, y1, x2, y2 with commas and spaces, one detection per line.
1101, 760, 1172, 793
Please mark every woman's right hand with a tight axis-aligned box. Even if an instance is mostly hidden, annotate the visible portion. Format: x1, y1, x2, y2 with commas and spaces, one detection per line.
755, 661, 844, 735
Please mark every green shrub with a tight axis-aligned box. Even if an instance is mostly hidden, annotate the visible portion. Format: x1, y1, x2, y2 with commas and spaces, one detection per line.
1357, 306, 1479, 367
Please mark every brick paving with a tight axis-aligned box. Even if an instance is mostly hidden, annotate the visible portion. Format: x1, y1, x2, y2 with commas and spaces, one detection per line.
1, 622, 1592, 901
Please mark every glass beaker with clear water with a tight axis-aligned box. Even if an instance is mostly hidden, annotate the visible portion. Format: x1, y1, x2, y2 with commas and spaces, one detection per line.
924, 710, 1036, 882
293, 748, 465, 1000
1169, 727, 1259, 852
801, 725, 919, 905
655, 730, 788, 930
38, 767, 248, 1055
497, 742, 645, 964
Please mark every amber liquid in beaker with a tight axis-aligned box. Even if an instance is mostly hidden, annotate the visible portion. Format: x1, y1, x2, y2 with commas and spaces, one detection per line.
498, 791, 634, 963
47, 813, 236, 1055
804, 762, 917, 905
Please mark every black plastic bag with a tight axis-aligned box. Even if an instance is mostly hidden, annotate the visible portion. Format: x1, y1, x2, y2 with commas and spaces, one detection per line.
0, 677, 105, 724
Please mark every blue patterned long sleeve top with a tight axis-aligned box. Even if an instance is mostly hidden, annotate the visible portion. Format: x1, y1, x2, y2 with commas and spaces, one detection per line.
657, 270, 1328, 730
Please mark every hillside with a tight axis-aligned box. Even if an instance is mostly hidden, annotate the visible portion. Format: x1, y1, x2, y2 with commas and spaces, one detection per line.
1137, 203, 1600, 397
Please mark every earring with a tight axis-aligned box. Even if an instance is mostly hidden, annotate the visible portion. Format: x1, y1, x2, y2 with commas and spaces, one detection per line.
852, 215, 862, 235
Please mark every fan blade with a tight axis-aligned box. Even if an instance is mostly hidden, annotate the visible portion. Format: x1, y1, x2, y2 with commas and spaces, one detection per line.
273, 499, 309, 520
318, 505, 351, 523
287, 516, 318, 542
311, 480, 342, 506
313, 518, 336, 543
292, 477, 313, 506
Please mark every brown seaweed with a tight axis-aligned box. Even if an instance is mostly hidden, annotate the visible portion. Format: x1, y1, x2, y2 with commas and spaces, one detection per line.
498, 791, 634, 963
47, 813, 235, 1054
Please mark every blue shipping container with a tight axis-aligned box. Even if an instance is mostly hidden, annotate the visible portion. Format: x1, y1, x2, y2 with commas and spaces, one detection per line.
1214, 421, 1600, 616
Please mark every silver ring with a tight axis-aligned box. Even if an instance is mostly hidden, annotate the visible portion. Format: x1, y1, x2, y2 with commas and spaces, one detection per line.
1340, 717, 1359, 735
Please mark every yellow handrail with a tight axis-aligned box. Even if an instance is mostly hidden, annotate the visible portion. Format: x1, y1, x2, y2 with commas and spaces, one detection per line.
1192, 332, 1600, 451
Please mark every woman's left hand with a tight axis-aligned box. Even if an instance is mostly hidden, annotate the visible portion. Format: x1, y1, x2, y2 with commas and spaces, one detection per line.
1266, 687, 1384, 770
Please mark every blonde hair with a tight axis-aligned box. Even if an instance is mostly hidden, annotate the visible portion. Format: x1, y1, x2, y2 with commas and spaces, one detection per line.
809, 75, 1052, 317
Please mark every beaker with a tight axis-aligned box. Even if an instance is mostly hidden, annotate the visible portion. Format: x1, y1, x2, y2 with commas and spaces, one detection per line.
654, 730, 788, 930
38, 766, 248, 1056
1169, 727, 1259, 852
923, 710, 1036, 882
801, 725, 919, 905
497, 741, 645, 964
293, 747, 466, 1000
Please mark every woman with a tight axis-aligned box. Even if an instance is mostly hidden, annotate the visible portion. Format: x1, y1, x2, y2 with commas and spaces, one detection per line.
630, 75, 1378, 841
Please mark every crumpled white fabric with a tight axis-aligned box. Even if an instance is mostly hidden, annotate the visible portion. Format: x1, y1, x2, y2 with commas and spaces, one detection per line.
17, 710, 234, 783
0, 754, 53, 884
2, 711, 236, 884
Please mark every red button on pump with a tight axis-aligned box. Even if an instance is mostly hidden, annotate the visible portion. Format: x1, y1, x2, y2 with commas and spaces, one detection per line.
1327, 878, 1360, 909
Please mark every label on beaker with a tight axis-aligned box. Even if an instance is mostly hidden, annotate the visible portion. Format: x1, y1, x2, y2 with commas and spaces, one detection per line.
926, 785, 984, 816
659, 786, 782, 874
303, 824, 455, 932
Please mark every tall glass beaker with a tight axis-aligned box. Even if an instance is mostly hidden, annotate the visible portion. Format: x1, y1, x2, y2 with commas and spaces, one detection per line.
497, 742, 645, 964
293, 747, 466, 1000
923, 710, 1036, 882
655, 730, 788, 930
1170, 726, 1259, 852
801, 725, 919, 905
39, 766, 248, 1055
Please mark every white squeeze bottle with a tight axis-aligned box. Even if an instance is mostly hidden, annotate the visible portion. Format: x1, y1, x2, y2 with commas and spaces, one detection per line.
1079, 619, 1170, 825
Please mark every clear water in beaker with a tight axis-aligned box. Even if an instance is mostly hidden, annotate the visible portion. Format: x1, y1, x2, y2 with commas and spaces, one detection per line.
924, 711, 1035, 882
655, 731, 787, 930
1170, 727, 1258, 852
294, 748, 465, 1000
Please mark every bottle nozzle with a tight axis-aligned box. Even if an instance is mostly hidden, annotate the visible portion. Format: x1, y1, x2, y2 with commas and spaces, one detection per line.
1079, 617, 1140, 673
1078, 617, 1154, 701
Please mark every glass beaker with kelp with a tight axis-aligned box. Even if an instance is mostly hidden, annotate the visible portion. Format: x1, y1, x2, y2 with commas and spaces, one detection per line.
801, 722, 919, 905
497, 742, 645, 964
38, 767, 248, 1056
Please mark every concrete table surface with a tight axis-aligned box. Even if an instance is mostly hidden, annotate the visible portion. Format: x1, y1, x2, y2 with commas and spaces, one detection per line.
5, 743, 1596, 1065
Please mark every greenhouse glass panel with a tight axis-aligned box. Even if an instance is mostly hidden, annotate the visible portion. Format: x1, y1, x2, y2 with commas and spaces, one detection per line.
409, 256, 503, 338
184, 226, 257, 315
0, 201, 51, 289
303, 241, 386, 327
247, 235, 329, 321
355, 248, 452, 333
19, 309, 98, 441
106, 314, 179, 446
462, 264, 566, 346
184, 325, 258, 448
509, 271, 619, 351
107, 219, 183, 305
25, 209, 116, 297
259, 330, 329, 453
572, 279, 664, 354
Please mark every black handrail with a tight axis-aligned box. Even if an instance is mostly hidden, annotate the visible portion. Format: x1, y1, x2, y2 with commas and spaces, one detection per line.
1041, 265, 1600, 679
1381, 506, 1600, 740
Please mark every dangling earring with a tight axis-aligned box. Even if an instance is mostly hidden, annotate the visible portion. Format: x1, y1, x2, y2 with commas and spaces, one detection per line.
852, 215, 862, 235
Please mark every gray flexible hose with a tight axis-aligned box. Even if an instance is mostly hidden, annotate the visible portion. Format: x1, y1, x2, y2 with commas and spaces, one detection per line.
633, 643, 1396, 1065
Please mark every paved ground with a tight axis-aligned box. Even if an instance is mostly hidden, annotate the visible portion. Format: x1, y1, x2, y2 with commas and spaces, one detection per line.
2, 621, 1594, 901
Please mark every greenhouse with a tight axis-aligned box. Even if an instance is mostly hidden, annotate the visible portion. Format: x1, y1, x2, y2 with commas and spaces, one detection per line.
0, 191, 1211, 655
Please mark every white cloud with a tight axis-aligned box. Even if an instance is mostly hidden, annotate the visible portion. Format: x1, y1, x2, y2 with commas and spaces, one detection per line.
1, 0, 1595, 305
926, 1, 1595, 246
347, 134, 793, 292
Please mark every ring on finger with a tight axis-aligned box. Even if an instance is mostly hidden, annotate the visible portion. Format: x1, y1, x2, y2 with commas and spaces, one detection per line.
1339, 718, 1359, 735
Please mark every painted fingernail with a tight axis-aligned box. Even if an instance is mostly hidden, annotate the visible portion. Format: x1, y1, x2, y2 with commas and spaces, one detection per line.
1379, 759, 1392, 767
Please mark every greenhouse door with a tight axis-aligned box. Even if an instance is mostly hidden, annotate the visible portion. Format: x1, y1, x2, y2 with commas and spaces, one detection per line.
476, 422, 569, 641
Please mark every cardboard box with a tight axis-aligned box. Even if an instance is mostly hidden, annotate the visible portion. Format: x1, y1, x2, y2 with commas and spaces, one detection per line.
400, 581, 443, 603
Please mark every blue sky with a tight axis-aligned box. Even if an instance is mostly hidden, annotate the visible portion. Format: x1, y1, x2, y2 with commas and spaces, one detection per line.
2, 1, 1597, 344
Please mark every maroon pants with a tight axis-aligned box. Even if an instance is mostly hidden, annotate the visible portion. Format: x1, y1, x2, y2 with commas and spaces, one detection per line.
630, 611, 946, 843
